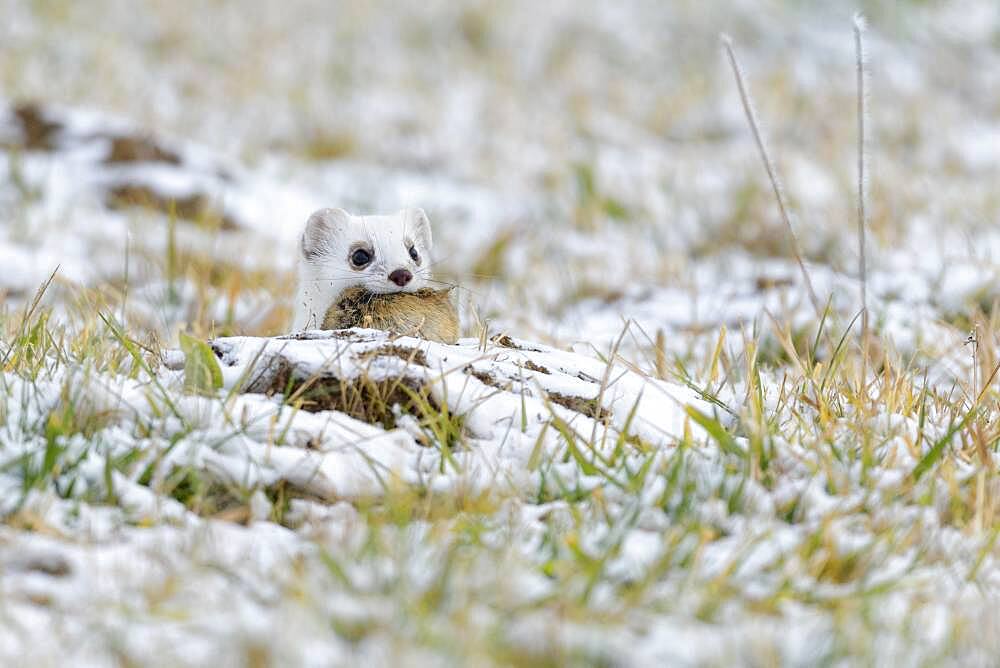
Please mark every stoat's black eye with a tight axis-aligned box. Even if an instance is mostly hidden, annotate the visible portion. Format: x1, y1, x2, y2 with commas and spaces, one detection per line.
408, 246, 420, 263
350, 248, 372, 267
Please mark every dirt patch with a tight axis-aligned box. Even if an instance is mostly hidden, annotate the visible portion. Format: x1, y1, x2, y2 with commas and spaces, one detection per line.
8, 552, 72, 578
463, 363, 606, 422
289, 374, 422, 422
489, 334, 545, 352
9, 103, 62, 150
547, 392, 609, 423
104, 135, 181, 165
105, 184, 239, 230
241, 356, 428, 429
523, 360, 550, 374
358, 345, 430, 368
491, 334, 517, 348
466, 366, 507, 390
755, 275, 795, 292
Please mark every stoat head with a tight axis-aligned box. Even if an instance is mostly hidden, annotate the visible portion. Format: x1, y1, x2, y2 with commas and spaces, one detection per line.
299, 207, 433, 295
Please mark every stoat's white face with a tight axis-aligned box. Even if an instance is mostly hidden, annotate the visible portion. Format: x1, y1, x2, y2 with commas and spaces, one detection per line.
292, 207, 434, 330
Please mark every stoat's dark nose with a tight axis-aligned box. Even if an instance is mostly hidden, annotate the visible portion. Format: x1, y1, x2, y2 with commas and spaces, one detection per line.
388, 269, 412, 287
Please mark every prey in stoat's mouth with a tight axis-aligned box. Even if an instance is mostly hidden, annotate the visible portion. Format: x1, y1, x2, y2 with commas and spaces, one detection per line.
322, 286, 458, 344
292, 207, 458, 343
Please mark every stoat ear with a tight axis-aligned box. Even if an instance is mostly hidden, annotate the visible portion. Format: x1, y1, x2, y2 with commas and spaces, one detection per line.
301, 208, 350, 261
404, 207, 432, 252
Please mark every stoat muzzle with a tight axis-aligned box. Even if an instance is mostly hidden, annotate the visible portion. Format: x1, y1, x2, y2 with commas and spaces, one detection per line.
322, 287, 459, 344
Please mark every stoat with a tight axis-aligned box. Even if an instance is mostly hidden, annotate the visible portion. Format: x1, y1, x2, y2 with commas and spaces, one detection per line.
292, 207, 458, 343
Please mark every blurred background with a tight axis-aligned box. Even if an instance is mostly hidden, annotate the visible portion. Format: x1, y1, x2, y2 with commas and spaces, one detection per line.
7, 3, 1000, 665
3, 0, 1000, 358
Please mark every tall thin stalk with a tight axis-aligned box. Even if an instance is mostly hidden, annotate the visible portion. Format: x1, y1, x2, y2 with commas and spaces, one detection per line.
721, 34, 822, 318
854, 13, 870, 346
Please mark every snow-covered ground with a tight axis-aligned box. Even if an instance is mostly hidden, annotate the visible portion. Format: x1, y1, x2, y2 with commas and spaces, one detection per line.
3, 1, 1000, 665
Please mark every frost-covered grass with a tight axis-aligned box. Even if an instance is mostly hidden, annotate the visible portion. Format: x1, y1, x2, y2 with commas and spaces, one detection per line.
6, 262, 1000, 666
4, 1, 1000, 665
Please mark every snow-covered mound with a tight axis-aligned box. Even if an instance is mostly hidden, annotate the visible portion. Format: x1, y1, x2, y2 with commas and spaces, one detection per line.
183, 328, 714, 499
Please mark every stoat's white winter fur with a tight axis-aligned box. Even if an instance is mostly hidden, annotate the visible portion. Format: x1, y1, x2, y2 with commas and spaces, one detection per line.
291, 207, 434, 330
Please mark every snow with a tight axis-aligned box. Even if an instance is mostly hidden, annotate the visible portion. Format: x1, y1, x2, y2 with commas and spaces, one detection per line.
3, 0, 1000, 664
